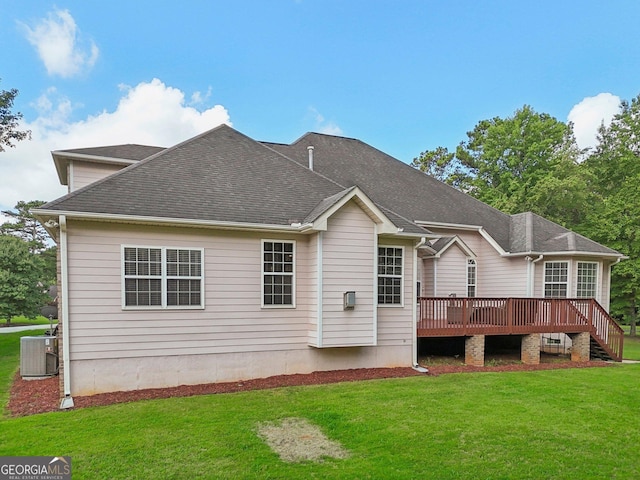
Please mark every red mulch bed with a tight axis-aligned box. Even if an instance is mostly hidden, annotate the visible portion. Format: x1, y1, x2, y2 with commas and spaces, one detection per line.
6, 361, 615, 417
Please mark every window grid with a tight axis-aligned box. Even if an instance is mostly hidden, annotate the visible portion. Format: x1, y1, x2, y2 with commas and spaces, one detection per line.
166, 249, 202, 307
263, 241, 294, 306
378, 247, 403, 305
577, 262, 598, 298
544, 261, 568, 298
123, 246, 203, 309
467, 258, 477, 298
124, 247, 162, 306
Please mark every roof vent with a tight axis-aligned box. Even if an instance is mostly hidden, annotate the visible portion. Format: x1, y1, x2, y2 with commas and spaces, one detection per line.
307, 146, 314, 170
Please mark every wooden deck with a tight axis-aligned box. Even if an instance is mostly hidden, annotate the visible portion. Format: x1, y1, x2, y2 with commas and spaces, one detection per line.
417, 297, 624, 362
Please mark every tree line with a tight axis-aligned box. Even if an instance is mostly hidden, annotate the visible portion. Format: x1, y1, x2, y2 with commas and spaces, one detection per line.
0, 80, 51, 323
412, 95, 640, 334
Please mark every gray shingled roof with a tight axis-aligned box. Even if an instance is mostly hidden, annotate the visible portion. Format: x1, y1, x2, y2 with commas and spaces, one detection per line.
264, 133, 620, 256
42, 126, 360, 227
430, 237, 456, 253
56, 144, 166, 161
264, 133, 512, 246
41, 126, 620, 256
510, 212, 618, 255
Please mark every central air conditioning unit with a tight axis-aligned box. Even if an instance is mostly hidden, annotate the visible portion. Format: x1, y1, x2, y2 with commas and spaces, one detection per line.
20, 336, 59, 377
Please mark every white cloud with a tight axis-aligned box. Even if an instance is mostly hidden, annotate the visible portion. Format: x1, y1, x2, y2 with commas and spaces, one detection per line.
0, 79, 231, 211
568, 93, 621, 151
21, 9, 99, 78
308, 107, 343, 136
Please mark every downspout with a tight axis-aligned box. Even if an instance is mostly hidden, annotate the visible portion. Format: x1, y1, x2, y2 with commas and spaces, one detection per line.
527, 254, 544, 297
413, 238, 428, 372
59, 215, 74, 409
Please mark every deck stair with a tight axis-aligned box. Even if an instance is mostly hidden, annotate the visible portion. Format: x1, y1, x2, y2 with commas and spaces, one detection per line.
590, 336, 615, 361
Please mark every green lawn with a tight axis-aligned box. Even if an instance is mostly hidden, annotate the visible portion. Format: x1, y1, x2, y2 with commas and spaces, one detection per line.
1, 332, 639, 479
623, 333, 640, 361
0, 329, 49, 412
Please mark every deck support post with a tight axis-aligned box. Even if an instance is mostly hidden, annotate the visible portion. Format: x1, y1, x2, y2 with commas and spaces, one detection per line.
569, 332, 591, 362
521, 333, 541, 365
465, 335, 485, 367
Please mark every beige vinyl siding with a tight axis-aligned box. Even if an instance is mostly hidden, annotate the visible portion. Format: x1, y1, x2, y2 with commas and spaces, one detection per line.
434, 244, 467, 297
70, 161, 124, 191
430, 229, 528, 297
419, 258, 434, 297
307, 233, 319, 345
65, 220, 314, 361
377, 238, 414, 346
319, 201, 376, 347
477, 237, 527, 297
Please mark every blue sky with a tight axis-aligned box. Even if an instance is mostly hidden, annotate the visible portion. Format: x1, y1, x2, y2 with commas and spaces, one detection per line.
1, 0, 639, 211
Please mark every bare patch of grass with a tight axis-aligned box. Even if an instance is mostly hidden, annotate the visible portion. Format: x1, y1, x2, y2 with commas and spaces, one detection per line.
257, 417, 349, 463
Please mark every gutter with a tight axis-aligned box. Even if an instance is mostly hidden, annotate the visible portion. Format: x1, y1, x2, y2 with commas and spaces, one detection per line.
59, 215, 74, 409
33, 209, 315, 235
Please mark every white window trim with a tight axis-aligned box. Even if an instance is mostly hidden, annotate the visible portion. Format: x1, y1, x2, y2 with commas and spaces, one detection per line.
121, 245, 205, 310
261, 239, 296, 309
377, 245, 405, 307
467, 258, 477, 298
543, 260, 570, 299
576, 261, 599, 299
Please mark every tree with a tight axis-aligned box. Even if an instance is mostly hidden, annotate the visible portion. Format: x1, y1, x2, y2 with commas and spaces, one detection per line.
582, 95, 640, 334
411, 146, 466, 187
455, 106, 586, 222
0, 79, 30, 152
1, 200, 50, 252
0, 235, 49, 322
413, 105, 590, 227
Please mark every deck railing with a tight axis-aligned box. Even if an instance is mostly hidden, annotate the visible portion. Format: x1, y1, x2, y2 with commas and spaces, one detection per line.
417, 297, 623, 361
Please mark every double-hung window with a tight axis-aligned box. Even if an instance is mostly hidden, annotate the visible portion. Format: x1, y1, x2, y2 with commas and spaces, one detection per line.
576, 262, 598, 298
123, 246, 204, 308
378, 246, 403, 305
544, 261, 568, 298
262, 240, 295, 307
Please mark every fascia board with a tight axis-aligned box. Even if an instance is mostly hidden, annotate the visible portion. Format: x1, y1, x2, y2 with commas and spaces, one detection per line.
478, 228, 509, 255
415, 220, 508, 256
414, 220, 483, 231
51, 150, 140, 166
32, 209, 312, 234
503, 250, 627, 260
434, 236, 477, 259
310, 187, 399, 234
51, 151, 138, 186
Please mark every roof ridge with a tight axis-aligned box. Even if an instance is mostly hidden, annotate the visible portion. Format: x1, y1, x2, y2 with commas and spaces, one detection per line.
299, 132, 513, 223
261, 139, 431, 234
289, 131, 361, 145
259, 141, 349, 192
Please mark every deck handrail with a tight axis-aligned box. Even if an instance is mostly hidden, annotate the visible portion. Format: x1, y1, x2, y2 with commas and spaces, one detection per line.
417, 297, 623, 361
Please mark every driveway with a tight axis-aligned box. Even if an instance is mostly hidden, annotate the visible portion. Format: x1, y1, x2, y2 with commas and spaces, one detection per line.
0, 324, 55, 334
